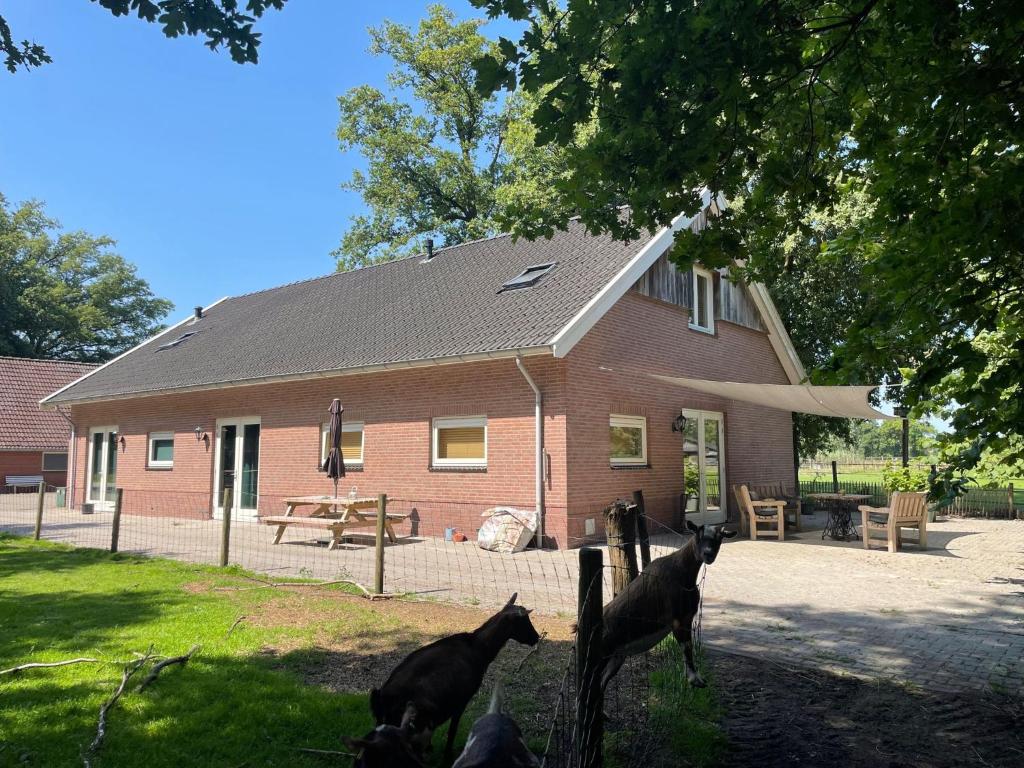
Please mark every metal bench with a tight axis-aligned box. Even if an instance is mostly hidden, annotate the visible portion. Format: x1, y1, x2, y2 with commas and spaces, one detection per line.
5, 475, 44, 493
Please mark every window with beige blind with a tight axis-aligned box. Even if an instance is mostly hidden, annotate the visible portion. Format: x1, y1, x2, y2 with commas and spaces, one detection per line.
432, 416, 487, 467
610, 414, 648, 466
320, 422, 364, 467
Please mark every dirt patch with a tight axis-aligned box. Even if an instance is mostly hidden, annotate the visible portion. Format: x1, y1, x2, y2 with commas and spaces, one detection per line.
710, 650, 1024, 768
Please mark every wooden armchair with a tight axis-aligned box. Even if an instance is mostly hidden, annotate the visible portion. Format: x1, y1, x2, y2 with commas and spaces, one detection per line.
753, 482, 803, 531
733, 484, 785, 541
858, 491, 928, 553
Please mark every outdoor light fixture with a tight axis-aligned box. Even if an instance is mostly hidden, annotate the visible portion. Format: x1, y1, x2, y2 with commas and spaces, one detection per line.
117, 435, 126, 451
893, 406, 910, 419
671, 414, 688, 433
194, 426, 206, 442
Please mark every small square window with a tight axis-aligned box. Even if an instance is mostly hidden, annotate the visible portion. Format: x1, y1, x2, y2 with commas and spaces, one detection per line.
148, 432, 174, 468
432, 417, 487, 467
499, 262, 556, 292
610, 415, 647, 466
690, 266, 715, 333
320, 422, 365, 467
41, 452, 68, 472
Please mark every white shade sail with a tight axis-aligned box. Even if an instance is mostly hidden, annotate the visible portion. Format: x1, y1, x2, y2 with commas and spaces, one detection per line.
649, 375, 895, 420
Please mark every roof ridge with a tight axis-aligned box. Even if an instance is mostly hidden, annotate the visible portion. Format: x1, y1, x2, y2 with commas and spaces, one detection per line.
0, 355, 96, 366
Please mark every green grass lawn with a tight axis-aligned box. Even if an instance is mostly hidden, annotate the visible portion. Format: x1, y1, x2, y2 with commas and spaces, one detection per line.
0, 535, 721, 767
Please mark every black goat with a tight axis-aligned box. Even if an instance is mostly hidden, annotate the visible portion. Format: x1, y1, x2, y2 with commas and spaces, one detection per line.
370, 593, 540, 763
343, 702, 424, 768
597, 522, 735, 688
452, 682, 540, 768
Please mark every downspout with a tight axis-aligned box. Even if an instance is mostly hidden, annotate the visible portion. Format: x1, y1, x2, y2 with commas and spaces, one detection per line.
515, 355, 545, 548
55, 407, 76, 508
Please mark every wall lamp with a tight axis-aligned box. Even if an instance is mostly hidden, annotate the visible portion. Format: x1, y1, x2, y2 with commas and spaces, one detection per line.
671, 414, 688, 433
194, 426, 207, 442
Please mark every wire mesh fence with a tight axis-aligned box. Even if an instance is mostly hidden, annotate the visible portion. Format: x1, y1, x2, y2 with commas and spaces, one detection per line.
798, 477, 1021, 519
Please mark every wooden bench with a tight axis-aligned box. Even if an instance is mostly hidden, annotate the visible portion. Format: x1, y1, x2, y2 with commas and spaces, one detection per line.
5, 475, 44, 493
262, 496, 408, 550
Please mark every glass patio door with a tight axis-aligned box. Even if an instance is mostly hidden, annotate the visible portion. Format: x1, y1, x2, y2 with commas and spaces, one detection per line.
214, 417, 260, 520
681, 410, 727, 526
86, 426, 118, 511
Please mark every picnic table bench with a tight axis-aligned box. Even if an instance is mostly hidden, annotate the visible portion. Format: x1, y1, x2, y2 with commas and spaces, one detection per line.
5, 475, 44, 492
262, 496, 407, 550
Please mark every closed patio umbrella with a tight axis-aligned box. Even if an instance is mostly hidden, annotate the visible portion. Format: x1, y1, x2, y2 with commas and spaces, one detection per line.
322, 398, 345, 498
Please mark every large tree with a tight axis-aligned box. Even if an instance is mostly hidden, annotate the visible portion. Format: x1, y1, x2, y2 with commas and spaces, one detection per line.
0, 195, 172, 362
1, 0, 288, 73
334, 4, 565, 270
475, 0, 1024, 473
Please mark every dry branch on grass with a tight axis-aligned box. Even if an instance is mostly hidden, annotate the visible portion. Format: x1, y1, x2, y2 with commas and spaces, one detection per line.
0, 658, 98, 676
84, 648, 153, 768
297, 747, 355, 758
227, 615, 247, 637
136, 645, 200, 692
214, 579, 395, 599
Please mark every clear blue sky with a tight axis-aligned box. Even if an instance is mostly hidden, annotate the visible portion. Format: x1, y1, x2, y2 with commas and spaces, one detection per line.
0, 0, 507, 318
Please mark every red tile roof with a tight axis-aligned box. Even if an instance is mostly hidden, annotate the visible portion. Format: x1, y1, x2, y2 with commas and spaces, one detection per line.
0, 357, 96, 450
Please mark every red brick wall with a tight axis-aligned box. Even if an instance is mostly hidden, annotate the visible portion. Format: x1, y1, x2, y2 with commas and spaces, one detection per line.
0, 450, 68, 489
68, 356, 571, 544
562, 290, 795, 542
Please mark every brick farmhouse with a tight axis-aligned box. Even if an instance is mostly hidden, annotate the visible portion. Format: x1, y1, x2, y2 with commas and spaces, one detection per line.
1, 356, 96, 490
42, 206, 809, 547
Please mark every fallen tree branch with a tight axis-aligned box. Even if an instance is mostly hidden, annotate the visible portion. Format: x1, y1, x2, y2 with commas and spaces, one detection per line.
514, 632, 547, 675
137, 645, 200, 692
226, 615, 247, 637
297, 747, 355, 758
84, 648, 153, 767
214, 579, 394, 599
1, 658, 98, 676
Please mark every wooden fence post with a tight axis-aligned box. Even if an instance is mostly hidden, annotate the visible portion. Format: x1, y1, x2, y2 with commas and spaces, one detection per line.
576, 547, 603, 768
831, 461, 839, 494
34, 481, 45, 541
110, 488, 123, 553
604, 501, 638, 597
375, 494, 387, 595
220, 488, 232, 567
1009, 484, 1016, 520
632, 490, 651, 569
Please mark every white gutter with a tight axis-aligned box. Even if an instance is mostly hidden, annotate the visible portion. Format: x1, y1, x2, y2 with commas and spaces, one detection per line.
41, 344, 554, 408
515, 355, 545, 548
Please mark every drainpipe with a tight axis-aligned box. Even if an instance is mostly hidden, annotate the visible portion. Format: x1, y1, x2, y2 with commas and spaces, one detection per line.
55, 407, 76, 508
515, 355, 545, 548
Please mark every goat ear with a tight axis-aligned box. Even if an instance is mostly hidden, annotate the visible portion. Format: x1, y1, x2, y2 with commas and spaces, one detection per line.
721, 528, 737, 539
686, 520, 700, 534
505, 592, 518, 608
400, 701, 418, 731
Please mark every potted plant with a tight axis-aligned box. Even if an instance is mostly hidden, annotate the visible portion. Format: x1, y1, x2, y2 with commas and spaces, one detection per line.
881, 461, 936, 521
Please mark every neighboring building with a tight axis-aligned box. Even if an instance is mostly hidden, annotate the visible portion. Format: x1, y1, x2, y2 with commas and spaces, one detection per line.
41, 206, 806, 547
1, 356, 97, 490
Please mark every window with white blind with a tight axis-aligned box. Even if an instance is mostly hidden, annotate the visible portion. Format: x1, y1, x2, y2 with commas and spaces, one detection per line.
610, 414, 648, 466
147, 432, 175, 468
320, 422, 365, 467
432, 416, 487, 467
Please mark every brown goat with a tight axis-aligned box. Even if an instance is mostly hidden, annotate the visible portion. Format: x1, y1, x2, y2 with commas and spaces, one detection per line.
597, 522, 735, 688
370, 593, 540, 763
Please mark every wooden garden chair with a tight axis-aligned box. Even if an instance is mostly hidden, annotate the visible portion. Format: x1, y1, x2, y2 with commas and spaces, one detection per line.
733, 484, 785, 541
858, 491, 928, 553
753, 482, 802, 531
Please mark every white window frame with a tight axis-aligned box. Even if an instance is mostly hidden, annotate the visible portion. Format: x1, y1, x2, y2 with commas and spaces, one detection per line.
690, 266, 715, 334
609, 414, 648, 467
320, 421, 365, 467
147, 431, 175, 469
41, 451, 68, 472
432, 416, 487, 468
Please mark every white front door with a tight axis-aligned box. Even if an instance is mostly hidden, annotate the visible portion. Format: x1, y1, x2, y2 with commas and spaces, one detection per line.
86, 426, 118, 511
213, 417, 261, 521
681, 410, 727, 526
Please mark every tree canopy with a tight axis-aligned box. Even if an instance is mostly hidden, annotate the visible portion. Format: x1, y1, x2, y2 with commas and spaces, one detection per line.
334, 4, 565, 270
1, 0, 288, 73
0, 195, 172, 362
474, 0, 1024, 473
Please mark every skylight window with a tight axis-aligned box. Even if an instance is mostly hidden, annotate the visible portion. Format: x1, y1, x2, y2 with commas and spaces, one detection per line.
157, 331, 197, 351
499, 262, 556, 292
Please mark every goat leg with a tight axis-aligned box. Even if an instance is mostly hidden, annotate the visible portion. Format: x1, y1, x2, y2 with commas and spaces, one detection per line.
444, 707, 466, 764
672, 618, 706, 688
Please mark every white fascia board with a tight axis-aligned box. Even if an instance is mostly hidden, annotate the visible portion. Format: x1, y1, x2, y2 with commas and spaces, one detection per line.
746, 282, 807, 384
549, 191, 713, 358
38, 297, 231, 409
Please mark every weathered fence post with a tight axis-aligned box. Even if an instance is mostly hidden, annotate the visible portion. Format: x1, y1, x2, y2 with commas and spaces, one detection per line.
33, 481, 45, 541
375, 493, 387, 594
576, 547, 604, 768
220, 488, 232, 567
604, 500, 638, 597
1009, 484, 1017, 520
110, 488, 123, 553
632, 489, 652, 569
831, 460, 839, 494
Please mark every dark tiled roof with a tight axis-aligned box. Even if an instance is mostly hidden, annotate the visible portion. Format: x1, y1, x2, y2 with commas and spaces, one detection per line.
0, 357, 97, 449
46, 221, 651, 404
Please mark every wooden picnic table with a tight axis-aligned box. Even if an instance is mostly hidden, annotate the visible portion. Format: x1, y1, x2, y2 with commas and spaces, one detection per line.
808, 493, 871, 541
262, 496, 406, 550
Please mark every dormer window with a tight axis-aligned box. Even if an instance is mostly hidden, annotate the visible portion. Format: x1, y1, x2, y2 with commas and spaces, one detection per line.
157, 331, 197, 351
499, 262, 556, 292
690, 266, 715, 334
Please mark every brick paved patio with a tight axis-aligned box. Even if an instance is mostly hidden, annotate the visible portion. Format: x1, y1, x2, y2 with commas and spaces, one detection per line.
2, 495, 1021, 697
